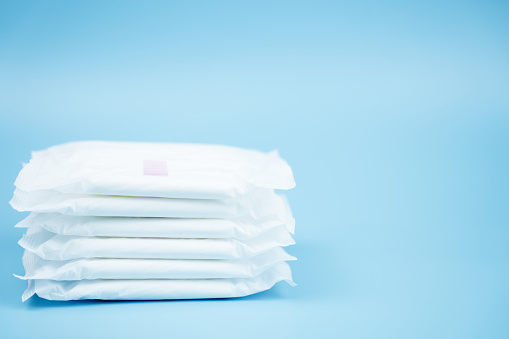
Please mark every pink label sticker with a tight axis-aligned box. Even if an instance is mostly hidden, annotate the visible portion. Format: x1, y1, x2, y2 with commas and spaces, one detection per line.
143, 160, 168, 176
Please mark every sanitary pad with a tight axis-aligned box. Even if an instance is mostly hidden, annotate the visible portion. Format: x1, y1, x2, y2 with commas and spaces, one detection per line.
22, 263, 295, 301
14, 141, 295, 199
16, 247, 296, 280
19, 226, 295, 260
10, 188, 288, 218
15, 212, 295, 240
12, 141, 297, 302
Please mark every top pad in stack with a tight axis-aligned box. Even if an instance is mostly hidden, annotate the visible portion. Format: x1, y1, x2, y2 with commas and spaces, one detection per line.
13, 141, 295, 199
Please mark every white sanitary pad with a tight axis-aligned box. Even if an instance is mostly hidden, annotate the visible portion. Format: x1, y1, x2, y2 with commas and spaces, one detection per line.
16, 247, 296, 280
21, 262, 295, 301
19, 226, 295, 260
10, 188, 289, 218
15, 212, 295, 240
12, 141, 297, 302
14, 141, 295, 199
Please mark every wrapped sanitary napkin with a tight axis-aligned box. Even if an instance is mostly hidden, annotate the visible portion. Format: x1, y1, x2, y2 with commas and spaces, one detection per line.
11, 141, 296, 301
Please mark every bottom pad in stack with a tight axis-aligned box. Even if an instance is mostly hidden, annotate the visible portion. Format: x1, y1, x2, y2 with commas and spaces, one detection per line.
11, 141, 297, 301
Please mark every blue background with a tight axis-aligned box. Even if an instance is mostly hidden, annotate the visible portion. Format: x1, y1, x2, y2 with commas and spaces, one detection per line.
1, 1, 508, 338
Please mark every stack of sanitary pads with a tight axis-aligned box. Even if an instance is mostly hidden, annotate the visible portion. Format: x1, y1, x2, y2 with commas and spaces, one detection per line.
10, 141, 296, 301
